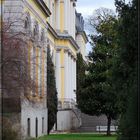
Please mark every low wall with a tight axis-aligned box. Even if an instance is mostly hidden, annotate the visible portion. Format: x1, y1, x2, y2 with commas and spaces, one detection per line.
21, 99, 48, 138
57, 109, 81, 131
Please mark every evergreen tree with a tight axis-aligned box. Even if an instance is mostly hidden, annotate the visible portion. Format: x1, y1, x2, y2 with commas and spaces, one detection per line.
77, 8, 120, 135
114, 0, 138, 139
47, 47, 58, 134
76, 53, 86, 105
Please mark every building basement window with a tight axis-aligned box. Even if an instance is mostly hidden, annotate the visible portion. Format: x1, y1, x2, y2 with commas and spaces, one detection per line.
35, 118, 38, 138
42, 117, 44, 133
27, 118, 30, 137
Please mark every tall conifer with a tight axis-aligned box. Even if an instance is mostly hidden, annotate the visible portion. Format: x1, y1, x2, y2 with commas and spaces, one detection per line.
47, 47, 58, 134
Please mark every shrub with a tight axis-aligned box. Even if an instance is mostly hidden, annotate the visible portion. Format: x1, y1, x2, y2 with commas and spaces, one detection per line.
2, 117, 19, 140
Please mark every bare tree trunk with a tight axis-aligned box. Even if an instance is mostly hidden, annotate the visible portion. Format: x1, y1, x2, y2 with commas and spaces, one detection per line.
107, 115, 111, 136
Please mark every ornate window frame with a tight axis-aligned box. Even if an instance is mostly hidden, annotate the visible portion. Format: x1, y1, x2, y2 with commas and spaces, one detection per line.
33, 21, 39, 39
24, 12, 31, 31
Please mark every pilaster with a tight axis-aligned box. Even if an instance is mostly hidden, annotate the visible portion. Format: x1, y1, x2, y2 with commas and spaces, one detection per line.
60, 0, 64, 32
60, 48, 65, 102
55, 48, 61, 98
64, 49, 69, 99
56, 0, 60, 30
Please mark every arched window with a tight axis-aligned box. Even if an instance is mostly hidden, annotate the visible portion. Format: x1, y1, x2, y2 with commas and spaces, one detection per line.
35, 118, 38, 138
24, 13, 31, 29
33, 21, 39, 38
41, 29, 45, 42
27, 118, 30, 137
42, 117, 44, 133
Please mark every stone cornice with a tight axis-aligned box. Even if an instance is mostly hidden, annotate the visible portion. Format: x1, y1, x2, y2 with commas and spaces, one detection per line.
47, 22, 58, 38
35, 0, 51, 17
60, 0, 64, 3
76, 31, 88, 43
55, 46, 76, 59
47, 23, 79, 51
24, 1, 49, 28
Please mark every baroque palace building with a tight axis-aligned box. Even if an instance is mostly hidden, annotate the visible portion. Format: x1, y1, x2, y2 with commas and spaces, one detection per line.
2, 0, 87, 138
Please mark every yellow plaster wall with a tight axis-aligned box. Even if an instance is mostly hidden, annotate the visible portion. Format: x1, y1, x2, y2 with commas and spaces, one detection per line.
46, 0, 50, 23
54, 38, 77, 103
0, 0, 4, 4
28, 41, 32, 96
35, 47, 39, 97
54, 1, 56, 29
55, 39, 77, 56
23, 1, 48, 29
41, 49, 45, 97
54, 39, 77, 102
76, 34, 86, 59
60, 1, 64, 32
47, 31, 56, 65
28, 41, 32, 75
48, 31, 55, 44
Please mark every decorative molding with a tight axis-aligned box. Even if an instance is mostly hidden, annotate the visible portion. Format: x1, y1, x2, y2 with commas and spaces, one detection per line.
61, 66, 64, 68
76, 31, 88, 43
47, 38, 55, 48
55, 46, 76, 59
47, 22, 79, 50
56, 48, 62, 52
35, 0, 51, 17
64, 48, 69, 53
60, 0, 64, 3
24, 1, 49, 30
73, 2, 76, 7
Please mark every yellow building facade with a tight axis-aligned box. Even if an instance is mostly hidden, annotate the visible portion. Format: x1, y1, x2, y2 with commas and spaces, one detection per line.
2, 0, 88, 137
45, 0, 88, 131
45, 0, 78, 106
2, 0, 50, 138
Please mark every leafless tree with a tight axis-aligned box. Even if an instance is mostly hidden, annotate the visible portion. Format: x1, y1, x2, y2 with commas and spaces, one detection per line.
87, 7, 116, 33
1, 5, 38, 113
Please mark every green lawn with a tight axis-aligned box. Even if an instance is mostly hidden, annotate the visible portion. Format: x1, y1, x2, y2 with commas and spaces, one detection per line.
37, 133, 117, 140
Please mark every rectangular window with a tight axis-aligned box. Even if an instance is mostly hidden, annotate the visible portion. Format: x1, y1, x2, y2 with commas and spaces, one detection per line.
42, 117, 44, 133
27, 118, 30, 137
35, 118, 38, 138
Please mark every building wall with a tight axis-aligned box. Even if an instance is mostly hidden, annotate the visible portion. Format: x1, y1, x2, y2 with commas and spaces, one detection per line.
2, 0, 88, 134
2, 0, 49, 138
21, 99, 48, 138
44, 0, 76, 39
76, 34, 86, 60
45, 0, 87, 131
75, 11, 88, 61
46, 0, 78, 105
57, 110, 72, 130
57, 109, 80, 131
55, 47, 77, 102
23, 1, 48, 138
45, 0, 79, 131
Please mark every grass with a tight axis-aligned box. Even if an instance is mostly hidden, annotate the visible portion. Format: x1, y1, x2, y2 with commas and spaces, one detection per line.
37, 133, 117, 140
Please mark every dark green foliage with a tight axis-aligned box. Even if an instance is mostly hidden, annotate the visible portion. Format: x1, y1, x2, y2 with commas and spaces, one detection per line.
76, 53, 86, 105
37, 133, 117, 140
114, 0, 138, 139
47, 47, 58, 134
77, 8, 120, 136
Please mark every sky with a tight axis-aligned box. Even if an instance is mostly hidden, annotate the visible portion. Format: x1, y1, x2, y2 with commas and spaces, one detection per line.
76, 0, 131, 55
76, 0, 117, 17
